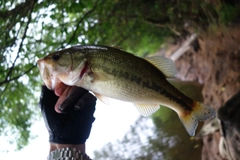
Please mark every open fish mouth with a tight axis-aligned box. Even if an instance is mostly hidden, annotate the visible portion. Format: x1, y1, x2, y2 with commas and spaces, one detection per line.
37, 58, 61, 90
37, 54, 88, 90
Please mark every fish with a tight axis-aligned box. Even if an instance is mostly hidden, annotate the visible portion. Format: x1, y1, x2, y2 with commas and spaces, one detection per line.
37, 45, 216, 136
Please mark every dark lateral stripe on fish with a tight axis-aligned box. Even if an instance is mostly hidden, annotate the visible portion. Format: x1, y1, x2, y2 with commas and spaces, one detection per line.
91, 63, 194, 111
148, 81, 194, 111
71, 45, 194, 111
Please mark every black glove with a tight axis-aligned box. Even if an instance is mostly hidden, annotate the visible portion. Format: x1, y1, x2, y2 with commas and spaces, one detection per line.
39, 85, 96, 144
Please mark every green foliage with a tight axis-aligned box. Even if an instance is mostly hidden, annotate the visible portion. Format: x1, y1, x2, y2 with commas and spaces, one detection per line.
0, 0, 239, 150
216, 3, 240, 24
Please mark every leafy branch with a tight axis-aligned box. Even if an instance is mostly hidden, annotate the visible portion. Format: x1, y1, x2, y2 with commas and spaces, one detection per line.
66, 0, 100, 46
0, 65, 36, 86
0, 0, 37, 87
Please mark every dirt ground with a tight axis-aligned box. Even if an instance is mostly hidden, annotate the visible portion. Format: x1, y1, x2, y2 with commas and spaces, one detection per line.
172, 26, 240, 159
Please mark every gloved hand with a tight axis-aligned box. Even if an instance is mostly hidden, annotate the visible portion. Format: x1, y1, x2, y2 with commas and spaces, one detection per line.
39, 85, 96, 144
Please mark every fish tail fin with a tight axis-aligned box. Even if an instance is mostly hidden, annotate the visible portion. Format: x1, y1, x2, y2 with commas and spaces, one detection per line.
179, 101, 216, 136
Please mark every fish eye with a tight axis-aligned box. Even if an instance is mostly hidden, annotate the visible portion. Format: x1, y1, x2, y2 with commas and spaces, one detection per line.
52, 53, 60, 61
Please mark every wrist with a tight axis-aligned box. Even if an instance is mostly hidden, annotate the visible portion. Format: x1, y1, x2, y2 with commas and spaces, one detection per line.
50, 143, 57, 152
50, 143, 85, 153
48, 146, 91, 160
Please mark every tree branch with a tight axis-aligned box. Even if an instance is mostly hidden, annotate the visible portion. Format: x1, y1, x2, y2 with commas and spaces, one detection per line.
1, 0, 37, 86
0, 65, 36, 86
0, 0, 33, 36
0, 1, 27, 19
170, 34, 197, 61
66, 0, 100, 46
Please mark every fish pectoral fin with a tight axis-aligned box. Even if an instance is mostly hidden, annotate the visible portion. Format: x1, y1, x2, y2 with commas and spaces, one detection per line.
93, 92, 110, 105
134, 103, 160, 117
144, 56, 177, 78
93, 71, 112, 81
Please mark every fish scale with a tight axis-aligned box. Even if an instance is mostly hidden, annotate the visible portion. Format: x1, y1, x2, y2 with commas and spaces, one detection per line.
84, 49, 187, 105
37, 45, 216, 136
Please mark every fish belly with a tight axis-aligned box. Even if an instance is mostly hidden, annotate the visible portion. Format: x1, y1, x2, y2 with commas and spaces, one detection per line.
77, 72, 179, 113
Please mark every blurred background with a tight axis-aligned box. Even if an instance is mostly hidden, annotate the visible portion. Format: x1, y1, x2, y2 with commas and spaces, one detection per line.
0, 0, 240, 159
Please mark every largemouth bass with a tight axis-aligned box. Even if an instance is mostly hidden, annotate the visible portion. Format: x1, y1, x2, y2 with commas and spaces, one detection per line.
37, 45, 216, 136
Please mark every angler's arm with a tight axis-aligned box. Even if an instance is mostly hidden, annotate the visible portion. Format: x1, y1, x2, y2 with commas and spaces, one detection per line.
50, 143, 85, 152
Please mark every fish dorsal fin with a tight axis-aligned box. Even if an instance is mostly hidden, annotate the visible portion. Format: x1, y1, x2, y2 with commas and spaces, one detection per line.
134, 103, 160, 117
94, 92, 110, 105
144, 56, 177, 78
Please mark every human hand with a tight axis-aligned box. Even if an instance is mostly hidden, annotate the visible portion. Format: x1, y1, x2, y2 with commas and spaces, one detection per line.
39, 84, 96, 146
53, 82, 93, 113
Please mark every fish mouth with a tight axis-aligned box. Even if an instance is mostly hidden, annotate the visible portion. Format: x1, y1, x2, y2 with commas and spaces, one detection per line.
37, 53, 87, 89
37, 58, 61, 90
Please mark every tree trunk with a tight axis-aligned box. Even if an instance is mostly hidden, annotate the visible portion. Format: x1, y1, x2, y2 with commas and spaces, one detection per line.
173, 26, 240, 160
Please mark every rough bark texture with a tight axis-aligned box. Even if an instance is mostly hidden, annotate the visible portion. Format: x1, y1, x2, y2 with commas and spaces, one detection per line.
173, 26, 240, 160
